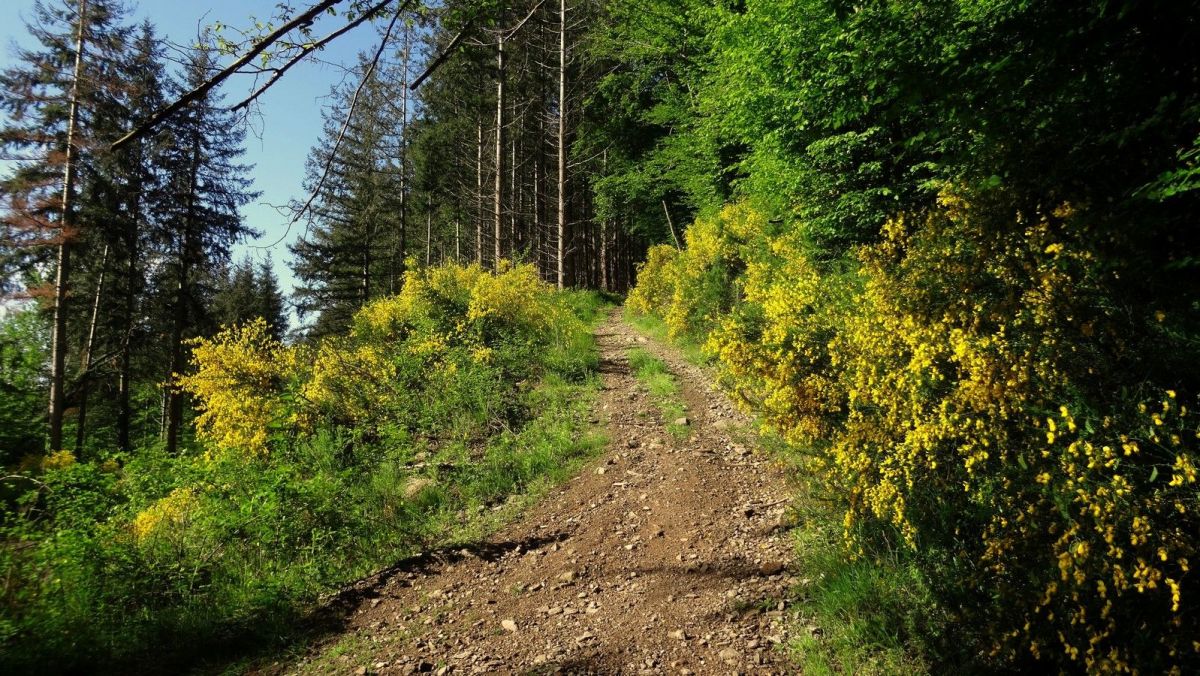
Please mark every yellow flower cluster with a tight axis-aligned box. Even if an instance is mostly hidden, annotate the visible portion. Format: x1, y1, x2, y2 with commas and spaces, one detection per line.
131, 487, 198, 543
40, 449, 77, 471
629, 204, 762, 339
626, 244, 678, 317
705, 230, 846, 446
629, 195, 1200, 671
181, 262, 577, 456
178, 319, 301, 457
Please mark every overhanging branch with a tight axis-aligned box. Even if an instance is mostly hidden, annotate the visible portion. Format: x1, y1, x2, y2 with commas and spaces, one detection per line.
111, 0, 349, 150
231, 0, 404, 113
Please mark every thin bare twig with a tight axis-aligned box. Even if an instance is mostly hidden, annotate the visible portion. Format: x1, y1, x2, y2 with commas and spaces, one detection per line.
255, 4, 404, 250
111, 0, 347, 150
231, 0, 402, 112
409, 17, 473, 90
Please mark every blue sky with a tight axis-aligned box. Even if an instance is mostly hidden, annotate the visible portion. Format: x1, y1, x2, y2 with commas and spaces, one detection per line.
0, 0, 391, 304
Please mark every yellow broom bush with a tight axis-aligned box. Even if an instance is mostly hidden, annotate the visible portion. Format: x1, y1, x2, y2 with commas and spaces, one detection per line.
630, 196, 1200, 672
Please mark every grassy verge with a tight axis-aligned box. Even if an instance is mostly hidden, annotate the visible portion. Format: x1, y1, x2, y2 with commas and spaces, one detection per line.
742, 431, 942, 676
218, 371, 608, 676
0, 270, 614, 674
207, 293, 615, 675
623, 309, 708, 366
626, 347, 691, 439
787, 516, 941, 673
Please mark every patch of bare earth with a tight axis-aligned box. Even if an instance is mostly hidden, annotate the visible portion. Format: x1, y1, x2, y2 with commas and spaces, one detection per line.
274, 312, 796, 675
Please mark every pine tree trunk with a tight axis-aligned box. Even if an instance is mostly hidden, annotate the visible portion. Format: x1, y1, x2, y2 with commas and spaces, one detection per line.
556, 0, 568, 289
165, 132, 202, 455
476, 119, 484, 265
117, 220, 137, 453
48, 0, 89, 452
397, 24, 409, 287
510, 109, 517, 257
600, 149, 609, 292
425, 193, 433, 267
73, 242, 109, 455
494, 36, 505, 268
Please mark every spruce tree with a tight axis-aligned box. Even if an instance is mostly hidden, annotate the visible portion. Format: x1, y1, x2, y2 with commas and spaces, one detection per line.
0, 0, 130, 450
156, 45, 258, 454
212, 255, 287, 341
289, 54, 405, 338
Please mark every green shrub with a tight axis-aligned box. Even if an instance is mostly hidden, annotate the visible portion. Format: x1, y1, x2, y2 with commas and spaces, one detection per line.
632, 197, 1200, 672
0, 262, 609, 671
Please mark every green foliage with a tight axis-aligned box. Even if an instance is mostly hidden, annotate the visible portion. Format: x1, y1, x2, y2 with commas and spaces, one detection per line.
787, 489, 941, 676
618, 0, 1200, 671
212, 256, 289, 341
627, 347, 688, 438
633, 192, 1200, 671
0, 264, 610, 672
0, 308, 47, 465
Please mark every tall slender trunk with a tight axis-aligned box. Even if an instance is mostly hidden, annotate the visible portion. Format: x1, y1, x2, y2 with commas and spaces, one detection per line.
425, 193, 433, 267
362, 242, 371, 301
534, 114, 543, 276
600, 149, 609, 291
118, 199, 139, 452
494, 36, 505, 268
455, 218, 460, 262
475, 119, 484, 264
48, 0, 89, 451
556, 0, 568, 289
663, 199, 681, 250
397, 24, 409, 287
510, 107, 517, 258
165, 131, 201, 455
73, 242, 109, 454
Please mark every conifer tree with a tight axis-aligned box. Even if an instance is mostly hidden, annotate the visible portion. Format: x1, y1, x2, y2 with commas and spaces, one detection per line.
212, 255, 288, 341
0, 0, 130, 450
156, 45, 258, 453
289, 54, 405, 337
66, 20, 171, 453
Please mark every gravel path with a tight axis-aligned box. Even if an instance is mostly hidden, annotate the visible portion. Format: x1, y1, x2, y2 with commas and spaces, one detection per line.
277, 312, 796, 675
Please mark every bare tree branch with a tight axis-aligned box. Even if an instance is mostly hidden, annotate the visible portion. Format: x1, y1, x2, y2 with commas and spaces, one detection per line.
257, 4, 404, 249
503, 0, 546, 41
409, 17, 473, 91
111, 0, 348, 150
232, 0, 402, 113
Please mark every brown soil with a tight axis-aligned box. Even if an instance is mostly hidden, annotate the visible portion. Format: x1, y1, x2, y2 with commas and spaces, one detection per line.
273, 312, 796, 675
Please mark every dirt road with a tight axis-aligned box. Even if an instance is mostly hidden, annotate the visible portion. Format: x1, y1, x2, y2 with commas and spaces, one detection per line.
280, 313, 796, 675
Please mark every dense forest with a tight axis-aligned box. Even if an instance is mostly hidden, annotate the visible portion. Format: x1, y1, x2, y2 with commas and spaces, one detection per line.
1, 0, 1198, 673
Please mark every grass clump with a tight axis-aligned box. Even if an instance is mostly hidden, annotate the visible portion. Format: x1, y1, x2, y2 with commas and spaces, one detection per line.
626, 347, 689, 438
623, 310, 707, 366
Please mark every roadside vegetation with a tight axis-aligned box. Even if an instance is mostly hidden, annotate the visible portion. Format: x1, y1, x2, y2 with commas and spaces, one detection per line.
628, 195, 1198, 672
0, 263, 608, 672
619, 2, 1200, 670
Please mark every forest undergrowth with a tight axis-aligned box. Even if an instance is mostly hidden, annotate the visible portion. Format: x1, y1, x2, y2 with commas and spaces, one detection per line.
0, 263, 609, 672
